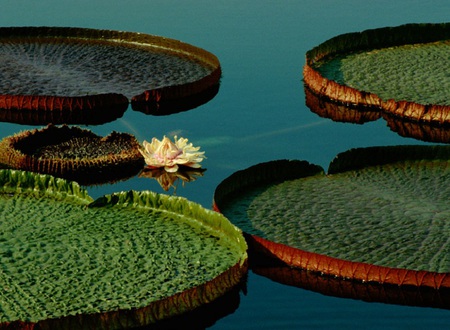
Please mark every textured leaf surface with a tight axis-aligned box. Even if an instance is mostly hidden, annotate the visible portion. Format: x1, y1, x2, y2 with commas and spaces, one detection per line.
215, 146, 450, 276
0, 170, 247, 326
0, 27, 215, 99
0, 125, 144, 185
303, 23, 450, 124
0, 26, 221, 116
315, 41, 450, 106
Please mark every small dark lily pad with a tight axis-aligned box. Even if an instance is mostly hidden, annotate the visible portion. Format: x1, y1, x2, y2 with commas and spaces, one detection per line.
0, 124, 144, 185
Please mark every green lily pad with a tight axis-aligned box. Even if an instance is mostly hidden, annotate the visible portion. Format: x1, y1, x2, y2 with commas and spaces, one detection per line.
213, 146, 450, 288
314, 40, 450, 106
0, 170, 247, 328
303, 23, 450, 124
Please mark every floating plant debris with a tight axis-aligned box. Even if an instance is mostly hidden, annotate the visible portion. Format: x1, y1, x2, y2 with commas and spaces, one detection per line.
0, 26, 221, 120
213, 146, 450, 289
303, 23, 450, 125
0, 169, 247, 328
0, 124, 144, 185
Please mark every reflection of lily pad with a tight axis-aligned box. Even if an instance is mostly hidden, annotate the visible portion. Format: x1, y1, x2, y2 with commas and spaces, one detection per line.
0, 170, 247, 328
253, 266, 450, 310
213, 146, 450, 288
0, 97, 127, 126
0, 26, 221, 117
0, 124, 144, 185
303, 23, 450, 124
131, 83, 220, 116
305, 84, 450, 144
384, 114, 450, 144
304, 85, 381, 124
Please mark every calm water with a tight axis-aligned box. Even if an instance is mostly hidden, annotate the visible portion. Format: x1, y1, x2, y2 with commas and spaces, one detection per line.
1, 0, 449, 328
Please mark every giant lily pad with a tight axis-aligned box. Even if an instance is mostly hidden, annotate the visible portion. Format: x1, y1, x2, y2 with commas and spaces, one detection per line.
0, 26, 221, 123
0, 124, 144, 185
383, 114, 450, 144
303, 23, 450, 124
213, 146, 450, 289
0, 169, 247, 328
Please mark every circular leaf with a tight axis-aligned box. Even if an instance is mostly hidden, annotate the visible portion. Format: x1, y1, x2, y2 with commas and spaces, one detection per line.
214, 146, 450, 288
0, 26, 221, 121
0, 170, 247, 328
303, 23, 450, 124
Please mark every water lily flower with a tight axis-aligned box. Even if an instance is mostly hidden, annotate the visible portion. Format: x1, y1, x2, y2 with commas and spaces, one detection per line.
139, 135, 205, 173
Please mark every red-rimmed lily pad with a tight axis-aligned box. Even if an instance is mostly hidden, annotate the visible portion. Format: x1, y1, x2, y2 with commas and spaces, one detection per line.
0, 26, 221, 123
213, 146, 450, 289
0, 124, 144, 185
0, 169, 247, 328
303, 23, 450, 125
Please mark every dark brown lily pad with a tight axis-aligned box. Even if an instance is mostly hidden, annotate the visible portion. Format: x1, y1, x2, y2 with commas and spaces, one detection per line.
0, 26, 221, 123
213, 146, 450, 289
303, 23, 450, 125
0, 124, 144, 185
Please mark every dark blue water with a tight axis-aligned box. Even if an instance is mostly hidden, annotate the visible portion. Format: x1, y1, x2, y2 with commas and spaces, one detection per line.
1, 1, 449, 328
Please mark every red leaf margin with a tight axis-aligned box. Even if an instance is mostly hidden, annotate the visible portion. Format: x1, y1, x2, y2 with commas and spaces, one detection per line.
303, 23, 450, 125
0, 26, 221, 114
213, 154, 450, 290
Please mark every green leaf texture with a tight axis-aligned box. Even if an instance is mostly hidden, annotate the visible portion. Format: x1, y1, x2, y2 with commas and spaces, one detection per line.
216, 146, 450, 273
0, 170, 247, 326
